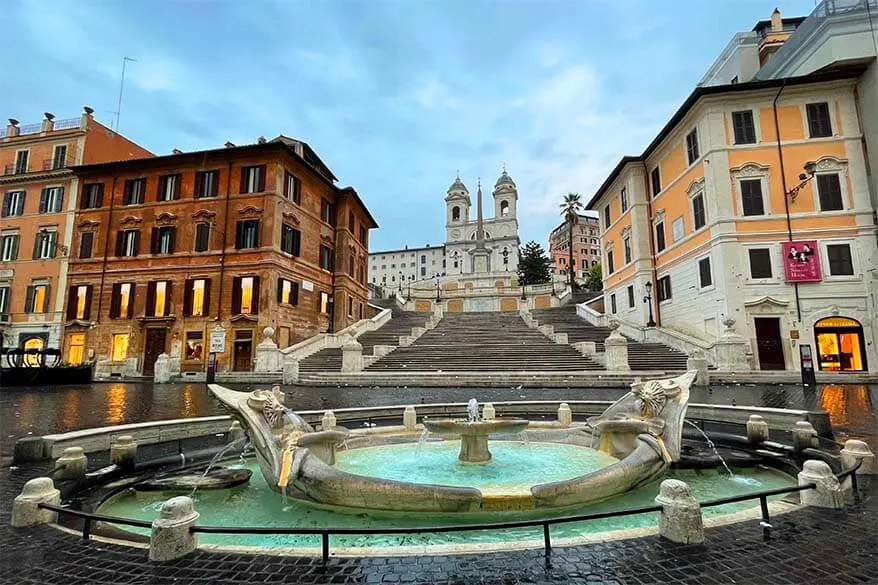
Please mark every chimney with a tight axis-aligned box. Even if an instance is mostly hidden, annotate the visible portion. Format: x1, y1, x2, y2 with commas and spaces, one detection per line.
42, 112, 55, 132
6, 118, 20, 138
80, 105, 94, 130
257, 136, 266, 144
172, 148, 183, 155
771, 8, 782, 32
224, 141, 235, 148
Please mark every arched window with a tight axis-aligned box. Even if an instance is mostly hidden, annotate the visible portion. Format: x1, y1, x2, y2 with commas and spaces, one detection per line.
500, 200, 509, 216
23, 337, 45, 367
452, 206, 460, 221
814, 317, 867, 371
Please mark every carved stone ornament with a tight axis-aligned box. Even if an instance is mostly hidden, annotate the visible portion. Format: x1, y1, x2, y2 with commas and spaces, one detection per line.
320, 234, 333, 244
155, 212, 178, 226
604, 239, 614, 249
652, 208, 666, 223
119, 216, 142, 227
191, 209, 216, 221
811, 156, 848, 172
620, 225, 632, 238
282, 211, 300, 224
76, 219, 100, 232
721, 317, 736, 333
730, 162, 770, 178
830, 304, 840, 316
685, 177, 705, 196
238, 205, 264, 218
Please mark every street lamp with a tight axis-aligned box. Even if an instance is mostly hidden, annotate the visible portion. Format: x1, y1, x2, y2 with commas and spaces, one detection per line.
398, 271, 403, 292
435, 274, 440, 301
37, 229, 69, 257
407, 277, 411, 299
643, 281, 656, 328
786, 161, 818, 201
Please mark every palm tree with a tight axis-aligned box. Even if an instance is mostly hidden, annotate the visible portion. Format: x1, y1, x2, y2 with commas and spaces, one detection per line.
559, 193, 583, 289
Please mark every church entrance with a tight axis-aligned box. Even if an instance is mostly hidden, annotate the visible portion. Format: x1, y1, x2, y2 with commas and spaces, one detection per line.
815, 317, 867, 371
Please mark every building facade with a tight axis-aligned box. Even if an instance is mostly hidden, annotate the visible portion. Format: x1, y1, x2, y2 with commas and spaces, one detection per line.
368, 244, 445, 289
0, 108, 152, 361
548, 214, 601, 280
65, 137, 376, 375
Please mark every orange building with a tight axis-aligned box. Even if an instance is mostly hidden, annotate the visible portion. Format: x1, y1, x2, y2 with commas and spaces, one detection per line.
0, 108, 151, 361
67, 137, 376, 376
548, 213, 601, 282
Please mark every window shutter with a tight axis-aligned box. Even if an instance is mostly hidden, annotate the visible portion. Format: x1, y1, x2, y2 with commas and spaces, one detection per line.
235, 222, 243, 249
291, 281, 299, 306
202, 279, 212, 316
50, 233, 58, 258
55, 187, 64, 212
257, 167, 265, 193
39, 188, 48, 213
115, 230, 124, 257
293, 229, 301, 256
66, 286, 77, 319
163, 281, 173, 316
168, 227, 176, 253
183, 279, 193, 317
150, 228, 159, 254
126, 284, 136, 318
109, 283, 120, 319
172, 175, 180, 199
42, 284, 52, 313
294, 176, 301, 202
239, 169, 247, 194
83, 285, 92, 320
11, 234, 19, 260
1, 193, 9, 217
251, 277, 260, 315
132, 230, 140, 256
145, 282, 156, 317
277, 278, 284, 303
253, 221, 260, 248
32, 234, 41, 259
231, 276, 242, 314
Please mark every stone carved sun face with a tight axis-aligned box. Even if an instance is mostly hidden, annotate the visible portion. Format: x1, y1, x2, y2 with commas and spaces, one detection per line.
632, 380, 668, 418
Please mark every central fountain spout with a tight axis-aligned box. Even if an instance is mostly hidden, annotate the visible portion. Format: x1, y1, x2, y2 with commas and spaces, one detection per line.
424, 399, 528, 463
467, 398, 479, 423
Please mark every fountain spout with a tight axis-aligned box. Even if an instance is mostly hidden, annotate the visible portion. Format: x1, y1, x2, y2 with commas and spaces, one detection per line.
467, 398, 479, 423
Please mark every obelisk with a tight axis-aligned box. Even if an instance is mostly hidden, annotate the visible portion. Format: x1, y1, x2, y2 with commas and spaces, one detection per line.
471, 179, 491, 273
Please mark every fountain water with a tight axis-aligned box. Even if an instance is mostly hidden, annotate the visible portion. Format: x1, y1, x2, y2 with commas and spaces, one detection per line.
423, 398, 529, 463
467, 398, 479, 423
684, 420, 734, 478
189, 436, 248, 497
415, 429, 430, 456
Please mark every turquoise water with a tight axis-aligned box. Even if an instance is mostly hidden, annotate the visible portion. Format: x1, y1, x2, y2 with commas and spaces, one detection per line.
98, 456, 795, 549
334, 441, 619, 492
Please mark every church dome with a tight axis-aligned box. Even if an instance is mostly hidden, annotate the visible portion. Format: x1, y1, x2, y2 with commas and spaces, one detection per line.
495, 170, 515, 188
447, 176, 468, 193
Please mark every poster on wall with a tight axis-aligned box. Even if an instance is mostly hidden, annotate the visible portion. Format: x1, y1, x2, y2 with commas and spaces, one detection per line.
782, 240, 822, 282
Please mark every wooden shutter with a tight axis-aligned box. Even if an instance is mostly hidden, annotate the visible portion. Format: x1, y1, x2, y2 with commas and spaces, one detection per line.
126, 284, 136, 318
257, 166, 265, 193
42, 284, 52, 313
39, 188, 48, 213
168, 227, 176, 253
251, 276, 260, 315
163, 281, 172, 316
150, 228, 159, 254
32, 233, 41, 259
202, 279, 211, 316
183, 279, 193, 317
239, 168, 247, 194
145, 282, 156, 317
66, 286, 77, 319
231, 276, 242, 314
276, 278, 284, 303
291, 281, 299, 306
293, 176, 301, 203
82, 285, 92, 320
234, 222, 243, 249
109, 283, 120, 319
1, 193, 9, 217
293, 229, 301, 256
11, 234, 19, 260
115, 230, 124, 257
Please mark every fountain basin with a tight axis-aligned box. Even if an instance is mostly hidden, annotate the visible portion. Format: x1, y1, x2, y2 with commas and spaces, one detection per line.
422, 418, 529, 463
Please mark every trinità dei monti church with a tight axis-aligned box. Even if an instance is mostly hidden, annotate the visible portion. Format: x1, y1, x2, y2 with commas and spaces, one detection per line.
368, 170, 521, 286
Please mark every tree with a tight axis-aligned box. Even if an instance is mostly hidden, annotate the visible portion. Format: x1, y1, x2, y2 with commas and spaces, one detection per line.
559, 193, 583, 289
518, 241, 552, 285
584, 263, 602, 292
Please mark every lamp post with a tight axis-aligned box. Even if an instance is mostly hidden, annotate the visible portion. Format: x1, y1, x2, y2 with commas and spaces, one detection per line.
643, 281, 656, 328
786, 162, 817, 201
398, 271, 402, 293
435, 274, 441, 301
37, 229, 69, 257
407, 277, 411, 299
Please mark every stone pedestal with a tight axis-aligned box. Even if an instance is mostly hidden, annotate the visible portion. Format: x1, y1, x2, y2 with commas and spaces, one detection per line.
840, 439, 875, 476
746, 415, 769, 445
321, 410, 337, 431
553, 332, 568, 345
792, 421, 818, 452
572, 341, 597, 356
54, 446, 87, 481
798, 460, 844, 509
373, 344, 394, 357
110, 435, 137, 471
282, 355, 299, 384
149, 496, 200, 561
686, 352, 709, 386
557, 403, 572, 427
655, 479, 704, 544
604, 329, 630, 372
403, 406, 417, 430
482, 403, 496, 421
154, 353, 172, 383
255, 328, 280, 372
11, 477, 61, 527
341, 340, 363, 372
714, 321, 750, 371
538, 324, 555, 338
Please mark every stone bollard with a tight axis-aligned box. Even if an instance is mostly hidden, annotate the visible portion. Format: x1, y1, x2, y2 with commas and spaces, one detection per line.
149, 496, 200, 561
604, 329, 631, 372
840, 439, 875, 476
403, 406, 417, 431
482, 403, 496, 421
110, 435, 138, 471
792, 421, 818, 452
54, 446, 87, 481
282, 355, 299, 384
798, 460, 844, 509
341, 340, 364, 372
655, 479, 704, 544
746, 415, 769, 445
686, 351, 709, 386
11, 477, 61, 527
154, 353, 171, 383
228, 421, 246, 444
321, 410, 337, 431
557, 403, 572, 427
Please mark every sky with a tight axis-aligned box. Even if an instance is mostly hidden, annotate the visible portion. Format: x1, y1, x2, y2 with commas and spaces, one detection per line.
2, 0, 818, 251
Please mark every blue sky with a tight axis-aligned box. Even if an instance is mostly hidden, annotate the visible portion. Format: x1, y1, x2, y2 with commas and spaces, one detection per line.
3, 0, 816, 251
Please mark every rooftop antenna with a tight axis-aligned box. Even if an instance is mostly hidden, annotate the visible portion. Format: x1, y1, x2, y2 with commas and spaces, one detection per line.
113, 56, 137, 132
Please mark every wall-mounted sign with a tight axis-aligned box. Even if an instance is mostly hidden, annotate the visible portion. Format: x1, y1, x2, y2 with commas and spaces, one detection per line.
782, 240, 822, 283
302, 280, 314, 292
790, 330, 800, 340
209, 327, 226, 353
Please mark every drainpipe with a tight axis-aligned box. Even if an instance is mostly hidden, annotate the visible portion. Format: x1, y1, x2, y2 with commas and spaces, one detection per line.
216, 158, 233, 321
645, 191, 661, 328
328, 200, 339, 334
772, 82, 803, 323
95, 175, 118, 324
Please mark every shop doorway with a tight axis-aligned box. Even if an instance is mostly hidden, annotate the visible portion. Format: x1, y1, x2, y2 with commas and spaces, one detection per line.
815, 317, 867, 371
143, 328, 167, 375
754, 317, 785, 370
233, 330, 253, 371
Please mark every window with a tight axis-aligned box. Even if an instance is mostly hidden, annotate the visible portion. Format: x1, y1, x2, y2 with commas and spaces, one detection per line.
319, 245, 334, 271
40, 187, 63, 213
692, 193, 706, 230
1, 233, 19, 261
452, 206, 460, 221
731, 110, 756, 144
2, 190, 25, 217
115, 229, 140, 257
650, 167, 661, 197
14, 150, 28, 174
672, 217, 685, 242
157, 174, 180, 202
109, 282, 134, 319
235, 220, 260, 249
78, 232, 93, 259
284, 172, 301, 203
603, 205, 611, 229
123, 178, 145, 205
698, 257, 712, 288
827, 244, 854, 276
348, 255, 356, 276
347, 296, 354, 317
33, 230, 57, 259
277, 278, 299, 306
623, 237, 631, 264
806, 102, 832, 138
80, 183, 103, 209
420, 266, 426, 276
150, 226, 176, 255
320, 199, 334, 225
627, 285, 634, 308
610, 294, 617, 314
620, 188, 628, 212
25, 282, 50, 313
65, 284, 91, 320
183, 278, 210, 317
279, 224, 300, 256
240, 165, 265, 194
421, 255, 426, 264
740, 179, 765, 216
194, 170, 219, 199
359, 226, 368, 245
319, 291, 330, 314
185, 332, 204, 361
657, 275, 672, 301
348, 210, 355, 232
748, 249, 772, 279
51, 145, 68, 170
500, 200, 509, 216
231, 276, 258, 315
686, 128, 699, 164
607, 250, 615, 274
654, 221, 666, 252
111, 334, 128, 362
145, 281, 172, 317
66, 333, 85, 365
816, 174, 844, 211
194, 223, 210, 252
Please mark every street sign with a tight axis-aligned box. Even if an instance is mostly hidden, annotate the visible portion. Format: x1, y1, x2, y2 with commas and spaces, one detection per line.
210, 327, 226, 353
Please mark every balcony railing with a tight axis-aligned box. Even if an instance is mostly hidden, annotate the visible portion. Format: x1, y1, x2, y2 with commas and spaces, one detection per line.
1, 116, 81, 138
2, 150, 81, 176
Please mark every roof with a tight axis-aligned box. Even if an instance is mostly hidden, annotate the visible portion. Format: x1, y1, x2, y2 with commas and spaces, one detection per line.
369, 244, 446, 256
270, 135, 337, 182
585, 63, 867, 210
337, 186, 379, 228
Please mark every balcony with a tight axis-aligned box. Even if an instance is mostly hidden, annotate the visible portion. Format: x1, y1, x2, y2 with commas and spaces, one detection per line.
2, 151, 80, 177
1, 116, 80, 138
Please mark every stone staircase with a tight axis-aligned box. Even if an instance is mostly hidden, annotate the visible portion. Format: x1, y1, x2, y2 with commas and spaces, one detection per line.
365, 312, 603, 372
297, 302, 429, 374
531, 304, 690, 371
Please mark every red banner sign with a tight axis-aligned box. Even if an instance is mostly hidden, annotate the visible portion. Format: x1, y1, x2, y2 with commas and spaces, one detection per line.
782, 240, 822, 282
